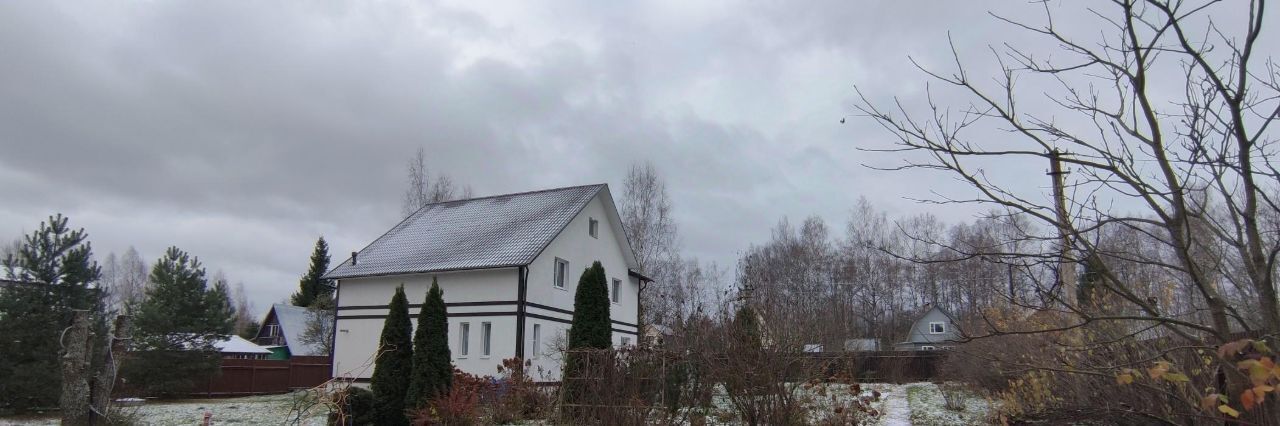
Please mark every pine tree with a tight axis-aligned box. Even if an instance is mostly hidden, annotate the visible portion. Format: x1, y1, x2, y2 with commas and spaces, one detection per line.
568, 261, 611, 350
124, 247, 235, 396
370, 286, 413, 426
407, 279, 452, 408
291, 237, 331, 307
0, 214, 104, 413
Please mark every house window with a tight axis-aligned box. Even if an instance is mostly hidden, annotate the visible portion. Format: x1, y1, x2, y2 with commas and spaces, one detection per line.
920, 345, 936, 351
621, 337, 631, 347
481, 322, 492, 357
589, 218, 599, 238
459, 322, 470, 357
929, 321, 946, 334
554, 258, 569, 289
531, 323, 541, 358
265, 324, 280, 337
612, 278, 621, 303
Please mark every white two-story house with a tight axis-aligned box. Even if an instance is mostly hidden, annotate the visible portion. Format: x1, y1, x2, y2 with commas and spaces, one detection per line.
323, 184, 648, 382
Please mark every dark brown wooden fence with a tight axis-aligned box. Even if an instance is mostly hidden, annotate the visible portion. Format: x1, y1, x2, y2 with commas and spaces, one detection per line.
196, 356, 332, 397
803, 351, 948, 383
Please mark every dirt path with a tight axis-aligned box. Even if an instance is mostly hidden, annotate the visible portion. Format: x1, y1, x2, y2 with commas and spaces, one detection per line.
879, 384, 912, 426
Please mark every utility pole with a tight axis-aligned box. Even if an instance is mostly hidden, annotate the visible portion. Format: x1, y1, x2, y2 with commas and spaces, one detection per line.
1048, 150, 1077, 306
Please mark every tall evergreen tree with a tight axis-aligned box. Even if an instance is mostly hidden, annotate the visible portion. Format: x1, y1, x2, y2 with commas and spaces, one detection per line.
568, 261, 611, 350
561, 261, 612, 419
124, 247, 235, 396
407, 279, 452, 408
370, 286, 412, 426
0, 214, 104, 413
291, 237, 331, 307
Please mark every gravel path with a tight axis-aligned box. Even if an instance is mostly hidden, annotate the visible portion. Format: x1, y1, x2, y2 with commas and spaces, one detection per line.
878, 384, 912, 426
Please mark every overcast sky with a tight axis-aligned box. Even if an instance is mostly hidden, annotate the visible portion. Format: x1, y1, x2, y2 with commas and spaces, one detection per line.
2, 1, 1269, 317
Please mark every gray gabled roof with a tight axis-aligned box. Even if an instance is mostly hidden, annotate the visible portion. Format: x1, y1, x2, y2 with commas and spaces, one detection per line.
323, 184, 610, 280
267, 303, 326, 357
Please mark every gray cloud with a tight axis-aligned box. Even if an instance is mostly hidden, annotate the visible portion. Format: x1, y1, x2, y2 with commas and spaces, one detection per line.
4, 1, 1270, 315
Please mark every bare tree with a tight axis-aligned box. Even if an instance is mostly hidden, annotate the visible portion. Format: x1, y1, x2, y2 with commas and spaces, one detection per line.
231, 281, 256, 337
300, 293, 335, 356
99, 247, 148, 314
402, 147, 473, 216
855, 0, 1280, 422
618, 162, 681, 327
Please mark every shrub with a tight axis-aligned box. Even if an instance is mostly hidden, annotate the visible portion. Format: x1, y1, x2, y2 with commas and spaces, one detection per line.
938, 383, 967, 412
411, 370, 492, 426
329, 386, 375, 426
488, 358, 551, 423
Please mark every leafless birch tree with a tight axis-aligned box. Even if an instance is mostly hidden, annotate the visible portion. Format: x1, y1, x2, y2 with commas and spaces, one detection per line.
402, 147, 473, 217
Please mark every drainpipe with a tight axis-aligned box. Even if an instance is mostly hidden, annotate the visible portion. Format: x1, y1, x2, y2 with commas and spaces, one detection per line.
514, 266, 528, 359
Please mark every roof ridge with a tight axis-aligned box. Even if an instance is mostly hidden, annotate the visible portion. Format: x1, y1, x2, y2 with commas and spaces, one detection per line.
416, 183, 606, 209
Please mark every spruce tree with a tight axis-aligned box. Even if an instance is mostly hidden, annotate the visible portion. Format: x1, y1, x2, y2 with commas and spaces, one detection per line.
568, 261, 611, 349
407, 278, 452, 408
370, 286, 413, 426
0, 214, 104, 412
291, 237, 331, 307
124, 247, 235, 396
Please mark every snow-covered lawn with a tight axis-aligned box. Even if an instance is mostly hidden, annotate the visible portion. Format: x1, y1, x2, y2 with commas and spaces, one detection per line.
903, 382, 994, 425
1, 383, 995, 425
0, 393, 329, 425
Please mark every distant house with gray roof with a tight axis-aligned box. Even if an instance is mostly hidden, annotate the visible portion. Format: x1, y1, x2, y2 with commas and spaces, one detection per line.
323, 184, 649, 381
894, 304, 961, 351
255, 303, 326, 359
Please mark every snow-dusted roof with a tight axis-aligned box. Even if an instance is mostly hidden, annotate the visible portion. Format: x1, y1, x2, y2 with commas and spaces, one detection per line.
215, 335, 272, 354
324, 184, 615, 280
268, 303, 326, 357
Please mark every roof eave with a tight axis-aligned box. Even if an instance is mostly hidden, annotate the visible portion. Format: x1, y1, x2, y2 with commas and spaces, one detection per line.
325, 264, 526, 281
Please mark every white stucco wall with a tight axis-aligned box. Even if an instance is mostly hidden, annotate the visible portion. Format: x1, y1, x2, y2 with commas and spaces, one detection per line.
332, 268, 520, 379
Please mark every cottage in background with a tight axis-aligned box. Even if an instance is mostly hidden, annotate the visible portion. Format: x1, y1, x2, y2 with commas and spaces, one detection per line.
894, 304, 960, 351
255, 303, 327, 360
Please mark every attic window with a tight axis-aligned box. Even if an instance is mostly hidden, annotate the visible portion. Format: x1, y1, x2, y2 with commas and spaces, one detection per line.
929, 321, 946, 334
589, 218, 599, 238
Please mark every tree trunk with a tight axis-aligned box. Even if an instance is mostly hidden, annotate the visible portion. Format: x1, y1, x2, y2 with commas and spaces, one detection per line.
60, 309, 93, 426
91, 315, 131, 422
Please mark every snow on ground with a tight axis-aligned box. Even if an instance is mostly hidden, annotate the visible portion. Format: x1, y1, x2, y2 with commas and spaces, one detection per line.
1, 383, 995, 425
0, 393, 329, 426
904, 382, 994, 425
